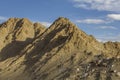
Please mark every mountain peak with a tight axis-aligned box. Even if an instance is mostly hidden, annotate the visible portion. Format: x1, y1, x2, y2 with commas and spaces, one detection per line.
48, 17, 77, 33
7, 17, 30, 22
55, 17, 69, 22
6, 18, 31, 24
0, 18, 45, 48
8, 17, 20, 21
20, 18, 32, 24
0, 18, 32, 28
53, 17, 72, 25
0, 17, 120, 80
37, 17, 98, 55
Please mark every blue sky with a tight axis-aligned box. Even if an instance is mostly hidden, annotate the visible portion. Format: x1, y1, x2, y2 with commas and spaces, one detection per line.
0, 0, 120, 42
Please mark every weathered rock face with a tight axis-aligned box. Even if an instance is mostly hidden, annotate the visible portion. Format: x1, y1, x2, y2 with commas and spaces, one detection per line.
0, 17, 120, 80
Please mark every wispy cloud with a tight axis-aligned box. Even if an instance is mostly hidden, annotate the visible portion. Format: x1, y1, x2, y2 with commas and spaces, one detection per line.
41, 22, 51, 27
75, 14, 120, 25
31, 20, 52, 27
96, 34, 120, 42
73, 0, 120, 12
107, 14, 120, 20
97, 26, 117, 30
76, 19, 106, 24
0, 16, 7, 22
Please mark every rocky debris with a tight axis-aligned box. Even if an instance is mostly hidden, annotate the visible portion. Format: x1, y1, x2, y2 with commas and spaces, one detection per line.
117, 72, 120, 77
69, 54, 120, 80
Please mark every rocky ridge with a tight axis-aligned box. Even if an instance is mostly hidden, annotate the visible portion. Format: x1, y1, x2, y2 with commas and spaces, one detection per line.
0, 17, 120, 80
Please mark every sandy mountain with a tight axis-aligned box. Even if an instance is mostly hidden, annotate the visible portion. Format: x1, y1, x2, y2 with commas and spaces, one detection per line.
0, 18, 45, 50
0, 18, 46, 61
0, 17, 120, 80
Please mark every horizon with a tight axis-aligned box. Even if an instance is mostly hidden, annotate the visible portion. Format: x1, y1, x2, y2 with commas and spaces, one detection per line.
0, 0, 120, 42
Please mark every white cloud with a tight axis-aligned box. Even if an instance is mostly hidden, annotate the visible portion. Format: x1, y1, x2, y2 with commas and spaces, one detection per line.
40, 22, 51, 27
96, 34, 120, 42
76, 19, 106, 24
95, 33, 120, 42
107, 14, 120, 20
0, 16, 7, 22
97, 26, 117, 30
73, 0, 120, 12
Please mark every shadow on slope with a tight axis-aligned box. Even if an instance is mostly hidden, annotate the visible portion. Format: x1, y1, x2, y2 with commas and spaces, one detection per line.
23, 24, 73, 72
0, 38, 32, 61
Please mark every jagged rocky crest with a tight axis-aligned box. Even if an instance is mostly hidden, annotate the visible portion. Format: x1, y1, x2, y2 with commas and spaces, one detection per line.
0, 17, 120, 80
